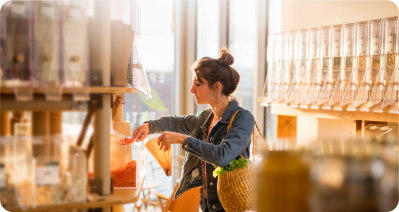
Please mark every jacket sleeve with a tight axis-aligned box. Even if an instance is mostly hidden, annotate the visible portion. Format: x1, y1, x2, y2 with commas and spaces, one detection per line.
181, 110, 254, 167
145, 113, 200, 136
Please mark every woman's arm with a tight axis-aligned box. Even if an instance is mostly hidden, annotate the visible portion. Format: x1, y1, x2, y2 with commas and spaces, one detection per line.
181, 110, 254, 167
145, 114, 200, 135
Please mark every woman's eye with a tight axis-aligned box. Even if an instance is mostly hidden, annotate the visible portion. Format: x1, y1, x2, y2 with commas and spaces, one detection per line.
195, 84, 200, 87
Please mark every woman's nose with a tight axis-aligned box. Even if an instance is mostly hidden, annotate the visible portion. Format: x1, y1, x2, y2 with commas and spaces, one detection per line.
190, 84, 195, 94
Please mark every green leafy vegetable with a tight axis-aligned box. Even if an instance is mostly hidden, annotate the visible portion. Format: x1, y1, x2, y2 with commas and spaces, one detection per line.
213, 158, 250, 178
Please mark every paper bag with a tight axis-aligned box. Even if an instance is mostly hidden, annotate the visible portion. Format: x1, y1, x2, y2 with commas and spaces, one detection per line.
145, 137, 172, 176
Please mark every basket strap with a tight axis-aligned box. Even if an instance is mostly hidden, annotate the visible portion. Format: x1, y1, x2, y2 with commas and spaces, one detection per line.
227, 110, 241, 133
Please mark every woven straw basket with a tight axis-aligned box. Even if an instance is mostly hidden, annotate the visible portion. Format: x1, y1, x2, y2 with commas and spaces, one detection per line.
217, 165, 255, 212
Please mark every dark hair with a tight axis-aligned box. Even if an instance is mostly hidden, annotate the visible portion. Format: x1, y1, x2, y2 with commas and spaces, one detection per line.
192, 48, 240, 97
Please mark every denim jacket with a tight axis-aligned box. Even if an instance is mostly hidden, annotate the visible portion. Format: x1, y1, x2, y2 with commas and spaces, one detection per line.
145, 99, 254, 212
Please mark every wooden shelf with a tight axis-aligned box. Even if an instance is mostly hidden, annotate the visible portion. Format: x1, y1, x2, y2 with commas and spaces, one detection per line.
258, 97, 399, 123
11, 181, 143, 212
0, 86, 138, 94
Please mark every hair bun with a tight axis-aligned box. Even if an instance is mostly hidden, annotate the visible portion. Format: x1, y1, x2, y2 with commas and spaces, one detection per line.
218, 48, 234, 66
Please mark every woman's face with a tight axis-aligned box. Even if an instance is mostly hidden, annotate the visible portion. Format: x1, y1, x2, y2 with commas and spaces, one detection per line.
190, 74, 214, 105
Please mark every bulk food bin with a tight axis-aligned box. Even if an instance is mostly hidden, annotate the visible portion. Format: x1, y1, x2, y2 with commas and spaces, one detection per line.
110, 130, 147, 189
30, 135, 87, 206
0, 136, 35, 211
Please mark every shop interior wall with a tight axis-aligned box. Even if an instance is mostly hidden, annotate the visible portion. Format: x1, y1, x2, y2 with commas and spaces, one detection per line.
281, 1, 398, 143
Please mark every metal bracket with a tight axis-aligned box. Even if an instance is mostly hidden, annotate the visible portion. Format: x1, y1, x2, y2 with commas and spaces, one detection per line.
90, 94, 103, 109
90, 178, 113, 195
90, 70, 103, 86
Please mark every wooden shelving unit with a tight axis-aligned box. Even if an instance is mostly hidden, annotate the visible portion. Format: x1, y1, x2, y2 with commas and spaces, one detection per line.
11, 181, 143, 212
0, 86, 138, 95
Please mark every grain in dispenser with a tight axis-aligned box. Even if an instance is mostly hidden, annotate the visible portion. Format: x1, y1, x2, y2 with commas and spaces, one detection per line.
345, 20, 370, 111
332, 22, 356, 111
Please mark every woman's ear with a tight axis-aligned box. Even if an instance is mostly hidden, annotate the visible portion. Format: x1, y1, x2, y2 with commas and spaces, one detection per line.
214, 82, 222, 91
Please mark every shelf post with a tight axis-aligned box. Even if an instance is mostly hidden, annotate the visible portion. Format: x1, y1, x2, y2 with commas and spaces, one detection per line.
0, 111, 10, 136
91, 2, 111, 209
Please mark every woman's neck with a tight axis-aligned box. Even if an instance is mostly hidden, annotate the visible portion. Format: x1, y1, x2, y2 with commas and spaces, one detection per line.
210, 96, 230, 120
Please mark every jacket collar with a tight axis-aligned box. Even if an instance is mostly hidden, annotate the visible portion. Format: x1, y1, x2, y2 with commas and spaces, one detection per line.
200, 99, 239, 131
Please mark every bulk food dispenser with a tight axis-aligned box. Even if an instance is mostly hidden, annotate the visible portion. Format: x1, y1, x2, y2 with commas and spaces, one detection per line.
310, 25, 341, 109
287, 29, 307, 107
348, 19, 381, 111
3, 1, 34, 101
388, 17, 399, 114
62, 1, 90, 101
344, 20, 369, 111
0, 137, 35, 211
332, 22, 356, 111
262, 35, 278, 106
298, 27, 321, 108
374, 16, 398, 113
33, 1, 62, 101
274, 31, 295, 105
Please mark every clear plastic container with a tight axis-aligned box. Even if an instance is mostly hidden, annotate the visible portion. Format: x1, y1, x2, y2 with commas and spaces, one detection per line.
298, 27, 321, 108
33, 1, 62, 101
3, 1, 34, 101
351, 19, 388, 112
62, 1, 89, 101
287, 30, 307, 107
128, 35, 151, 99
374, 16, 398, 112
31, 136, 87, 206
345, 21, 370, 111
110, 130, 146, 189
0, 4, 7, 83
332, 23, 356, 111
262, 35, 278, 106
275, 31, 295, 105
0, 137, 36, 211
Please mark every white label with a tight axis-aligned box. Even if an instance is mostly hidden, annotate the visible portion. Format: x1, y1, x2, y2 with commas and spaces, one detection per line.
372, 35, 379, 54
334, 39, 340, 57
301, 41, 306, 58
36, 162, 59, 186
0, 164, 5, 189
69, 4, 81, 20
11, 1, 26, 16
41, 2, 54, 19
386, 33, 394, 53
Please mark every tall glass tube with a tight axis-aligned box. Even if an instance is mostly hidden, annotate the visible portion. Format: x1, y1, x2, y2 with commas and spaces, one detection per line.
262, 35, 277, 106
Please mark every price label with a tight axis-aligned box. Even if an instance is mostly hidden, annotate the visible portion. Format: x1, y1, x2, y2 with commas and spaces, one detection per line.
69, 4, 81, 20
41, 2, 54, 19
311, 41, 317, 58
0, 164, 5, 189
386, 33, 394, 53
36, 162, 59, 186
322, 39, 328, 57
11, 1, 26, 16
345, 38, 351, 56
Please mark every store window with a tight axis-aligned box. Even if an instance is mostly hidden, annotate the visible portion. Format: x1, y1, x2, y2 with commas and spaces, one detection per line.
195, 0, 219, 113
228, 0, 257, 113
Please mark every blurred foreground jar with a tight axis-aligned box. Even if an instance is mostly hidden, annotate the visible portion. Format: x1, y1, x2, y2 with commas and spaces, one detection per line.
309, 139, 381, 212
256, 142, 311, 212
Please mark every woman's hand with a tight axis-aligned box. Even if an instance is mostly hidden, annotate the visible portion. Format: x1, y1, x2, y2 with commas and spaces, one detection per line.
158, 131, 188, 151
131, 123, 150, 141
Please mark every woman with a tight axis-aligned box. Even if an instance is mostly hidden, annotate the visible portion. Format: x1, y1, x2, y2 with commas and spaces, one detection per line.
131, 48, 254, 212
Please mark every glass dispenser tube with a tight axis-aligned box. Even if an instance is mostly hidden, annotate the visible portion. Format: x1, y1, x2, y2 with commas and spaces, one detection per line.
346, 21, 370, 111
374, 17, 398, 112
4, 1, 34, 101
289, 30, 308, 107
262, 35, 278, 106
33, 1, 62, 101
274, 31, 295, 105
62, 1, 89, 101
299, 27, 321, 108
332, 23, 355, 111
269, 33, 285, 105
